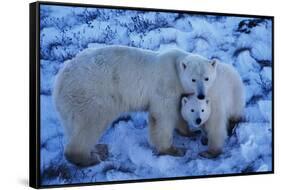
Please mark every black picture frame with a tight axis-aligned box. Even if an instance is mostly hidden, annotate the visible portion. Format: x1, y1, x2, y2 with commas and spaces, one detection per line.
29, 1, 274, 189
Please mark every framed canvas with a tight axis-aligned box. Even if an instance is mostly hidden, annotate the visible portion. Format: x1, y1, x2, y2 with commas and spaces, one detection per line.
29, 1, 274, 188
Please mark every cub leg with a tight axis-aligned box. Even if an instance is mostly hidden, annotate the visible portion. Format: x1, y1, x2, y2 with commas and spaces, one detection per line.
200, 126, 208, 146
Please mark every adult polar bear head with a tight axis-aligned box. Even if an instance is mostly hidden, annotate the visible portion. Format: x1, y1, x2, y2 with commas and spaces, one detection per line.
177, 54, 217, 100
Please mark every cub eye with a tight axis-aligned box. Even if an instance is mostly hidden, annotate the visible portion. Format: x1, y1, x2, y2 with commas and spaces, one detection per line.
192, 79, 196, 82
202, 109, 204, 112
205, 77, 209, 81
191, 109, 194, 112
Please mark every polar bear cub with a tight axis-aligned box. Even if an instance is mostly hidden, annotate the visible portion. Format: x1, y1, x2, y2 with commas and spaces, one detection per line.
181, 95, 211, 128
181, 95, 211, 148
178, 55, 245, 158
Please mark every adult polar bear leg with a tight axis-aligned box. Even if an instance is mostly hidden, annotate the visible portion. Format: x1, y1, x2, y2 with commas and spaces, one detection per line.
149, 114, 184, 156
63, 99, 118, 166
200, 109, 227, 158
230, 79, 246, 122
64, 127, 108, 167
148, 99, 185, 156
228, 75, 246, 135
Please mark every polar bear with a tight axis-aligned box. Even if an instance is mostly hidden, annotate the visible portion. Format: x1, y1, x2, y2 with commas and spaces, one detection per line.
180, 94, 211, 146
53, 45, 198, 166
180, 95, 211, 128
178, 55, 245, 158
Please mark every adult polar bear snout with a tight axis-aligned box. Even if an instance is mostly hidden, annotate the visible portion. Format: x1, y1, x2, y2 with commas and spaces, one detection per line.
178, 55, 217, 99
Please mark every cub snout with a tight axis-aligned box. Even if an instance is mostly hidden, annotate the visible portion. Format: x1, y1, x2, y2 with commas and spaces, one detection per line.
196, 118, 202, 125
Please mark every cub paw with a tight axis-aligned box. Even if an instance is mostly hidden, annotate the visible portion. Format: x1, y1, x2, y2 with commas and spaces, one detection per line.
201, 136, 208, 146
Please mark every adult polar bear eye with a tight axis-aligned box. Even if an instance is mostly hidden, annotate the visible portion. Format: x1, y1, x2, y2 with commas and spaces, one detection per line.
191, 109, 194, 112
192, 79, 196, 82
205, 77, 209, 81
202, 109, 204, 112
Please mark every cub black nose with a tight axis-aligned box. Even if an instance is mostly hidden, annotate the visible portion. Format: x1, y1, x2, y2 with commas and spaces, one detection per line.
196, 118, 202, 125
197, 94, 205, 100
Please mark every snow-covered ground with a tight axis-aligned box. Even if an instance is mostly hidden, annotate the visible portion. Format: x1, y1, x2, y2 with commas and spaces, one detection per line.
39, 5, 273, 186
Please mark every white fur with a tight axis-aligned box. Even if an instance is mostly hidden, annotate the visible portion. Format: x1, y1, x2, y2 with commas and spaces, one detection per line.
180, 57, 245, 154
53, 45, 194, 166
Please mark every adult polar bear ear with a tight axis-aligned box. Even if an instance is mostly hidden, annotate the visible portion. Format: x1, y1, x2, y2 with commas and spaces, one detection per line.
176, 53, 190, 71
180, 60, 187, 70
210, 59, 217, 68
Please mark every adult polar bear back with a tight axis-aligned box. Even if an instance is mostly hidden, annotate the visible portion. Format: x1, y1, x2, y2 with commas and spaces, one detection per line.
53, 45, 194, 166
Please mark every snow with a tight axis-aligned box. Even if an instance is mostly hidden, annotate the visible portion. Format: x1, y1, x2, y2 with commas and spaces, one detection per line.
39, 4, 273, 186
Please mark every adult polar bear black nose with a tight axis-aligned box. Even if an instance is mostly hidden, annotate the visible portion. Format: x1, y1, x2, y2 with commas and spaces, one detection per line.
197, 94, 205, 100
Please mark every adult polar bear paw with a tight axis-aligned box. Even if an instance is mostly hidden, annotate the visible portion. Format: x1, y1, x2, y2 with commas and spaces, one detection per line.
157, 146, 186, 157
64, 144, 108, 167
199, 150, 221, 159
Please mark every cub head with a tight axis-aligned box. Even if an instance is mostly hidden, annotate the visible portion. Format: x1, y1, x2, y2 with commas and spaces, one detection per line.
177, 54, 217, 100
180, 95, 211, 128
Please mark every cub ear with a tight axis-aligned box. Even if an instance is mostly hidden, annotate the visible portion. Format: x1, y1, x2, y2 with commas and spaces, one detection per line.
210, 59, 217, 68
182, 97, 188, 105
